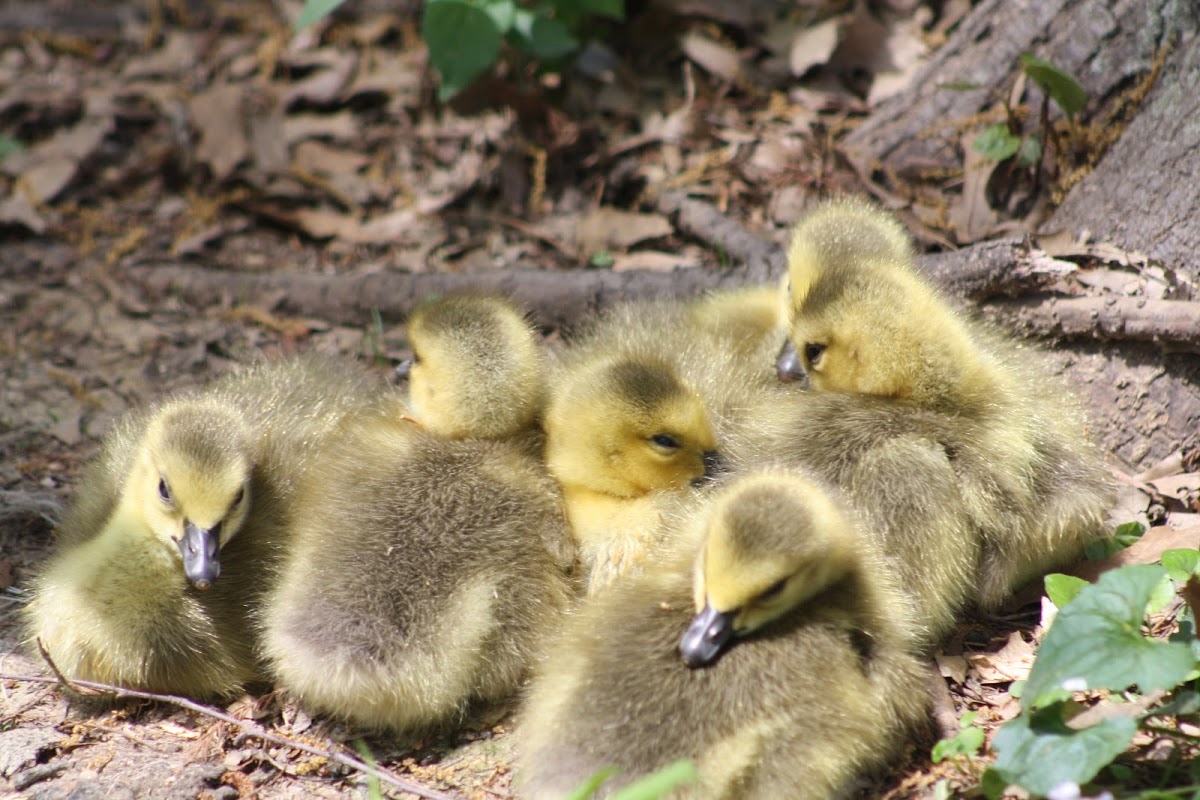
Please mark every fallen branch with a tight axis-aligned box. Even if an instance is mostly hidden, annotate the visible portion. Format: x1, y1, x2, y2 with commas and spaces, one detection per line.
8, 647, 460, 800
138, 261, 740, 331
993, 295, 1200, 353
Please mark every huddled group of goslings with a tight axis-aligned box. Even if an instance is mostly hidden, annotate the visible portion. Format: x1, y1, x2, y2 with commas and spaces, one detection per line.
24, 199, 1113, 799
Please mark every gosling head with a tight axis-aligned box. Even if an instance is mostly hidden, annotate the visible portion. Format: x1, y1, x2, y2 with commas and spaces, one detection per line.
132, 399, 254, 590
680, 472, 852, 668
545, 356, 722, 499
783, 199, 988, 410
401, 292, 544, 439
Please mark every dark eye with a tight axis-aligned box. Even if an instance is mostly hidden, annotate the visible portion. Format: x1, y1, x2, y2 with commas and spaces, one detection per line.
760, 578, 787, 600
232, 487, 245, 506
651, 434, 680, 450
804, 342, 826, 366
158, 478, 172, 503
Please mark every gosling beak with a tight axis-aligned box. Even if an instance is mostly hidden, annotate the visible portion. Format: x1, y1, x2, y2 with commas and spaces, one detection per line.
775, 341, 808, 385
395, 358, 413, 380
692, 450, 727, 487
179, 521, 221, 590
679, 603, 736, 668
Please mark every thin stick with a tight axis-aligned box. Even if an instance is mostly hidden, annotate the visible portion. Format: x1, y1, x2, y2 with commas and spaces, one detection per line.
6, 661, 459, 800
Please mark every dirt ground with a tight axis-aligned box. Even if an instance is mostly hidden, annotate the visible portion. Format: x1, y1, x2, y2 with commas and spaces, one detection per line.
2, 1, 1192, 798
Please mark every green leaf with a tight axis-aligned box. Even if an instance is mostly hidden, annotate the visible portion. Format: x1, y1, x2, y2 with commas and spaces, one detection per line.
575, 0, 624, 19
423, 0, 505, 100
0, 134, 25, 162
565, 767, 619, 800
483, 0, 516, 33
1114, 520, 1146, 546
589, 251, 614, 268
294, 0, 347, 30
931, 725, 985, 763
1024, 564, 1196, 709
938, 81, 985, 91
1146, 572, 1178, 615
980, 767, 1008, 800
1045, 573, 1089, 608
1016, 134, 1042, 167
990, 702, 1137, 796
972, 124, 1021, 162
609, 760, 697, 800
1163, 548, 1200, 581
511, 8, 578, 60
1020, 54, 1087, 120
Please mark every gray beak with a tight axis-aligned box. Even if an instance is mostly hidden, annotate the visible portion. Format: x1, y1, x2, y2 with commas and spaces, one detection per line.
395, 358, 413, 380
679, 603, 736, 668
692, 450, 728, 487
179, 521, 221, 590
776, 340, 808, 384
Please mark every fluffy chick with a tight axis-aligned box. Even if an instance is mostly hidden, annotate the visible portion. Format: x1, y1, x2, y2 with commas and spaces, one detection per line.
260, 292, 574, 733
24, 356, 397, 696
517, 470, 929, 799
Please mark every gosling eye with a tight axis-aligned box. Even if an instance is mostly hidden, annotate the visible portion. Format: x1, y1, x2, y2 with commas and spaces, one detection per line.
232, 487, 246, 507
650, 434, 680, 450
759, 577, 788, 600
804, 342, 826, 368
158, 477, 172, 504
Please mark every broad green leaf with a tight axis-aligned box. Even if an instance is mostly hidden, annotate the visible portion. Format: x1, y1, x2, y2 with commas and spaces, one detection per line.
1020, 54, 1087, 120
565, 767, 619, 800
972, 124, 1021, 162
575, 0, 625, 19
423, 0, 505, 100
294, 0, 347, 30
609, 760, 698, 800
980, 767, 1008, 800
990, 702, 1136, 797
1044, 573, 1088, 608
1085, 521, 1144, 560
1162, 548, 1200, 581
512, 8, 578, 59
1024, 564, 1196, 708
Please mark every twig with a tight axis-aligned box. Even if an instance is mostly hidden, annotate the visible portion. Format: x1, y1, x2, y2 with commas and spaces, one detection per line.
6, 664, 459, 800
994, 294, 1200, 354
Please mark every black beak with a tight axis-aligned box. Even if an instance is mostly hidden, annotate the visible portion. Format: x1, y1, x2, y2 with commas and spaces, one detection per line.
395, 358, 413, 380
179, 521, 221, 590
776, 340, 808, 385
679, 603, 736, 668
692, 450, 727, 487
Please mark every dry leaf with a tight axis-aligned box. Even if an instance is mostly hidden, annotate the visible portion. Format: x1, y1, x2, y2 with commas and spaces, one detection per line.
575, 207, 673, 254
789, 17, 841, 77
284, 111, 360, 144
679, 30, 741, 83
189, 85, 248, 181
949, 137, 999, 244
966, 631, 1037, 684
0, 191, 47, 233
611, 250, 696, 272
284, 50, 359, 106
121, 31, 198, 80
934, 652, 968, 684
20, 158, 76, 204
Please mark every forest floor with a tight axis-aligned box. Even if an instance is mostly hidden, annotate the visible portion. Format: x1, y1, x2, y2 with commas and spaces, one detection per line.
0, 1, 1190, 798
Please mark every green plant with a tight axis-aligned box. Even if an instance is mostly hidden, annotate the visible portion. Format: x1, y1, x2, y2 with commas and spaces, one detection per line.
296, 0, 625, 101
984, 548, 1200, 799
932, 710, 986, 763
971, 54, 1088, 167
569, 760, 698, 800
353, 739, 383, 800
